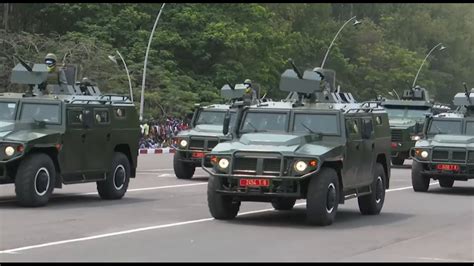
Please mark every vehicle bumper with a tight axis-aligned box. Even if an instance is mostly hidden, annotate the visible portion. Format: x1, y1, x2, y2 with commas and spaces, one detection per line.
202, 152, 320, 198
175, 149, 213, 166
0, 163, 14, 184
413, 159, 474, 180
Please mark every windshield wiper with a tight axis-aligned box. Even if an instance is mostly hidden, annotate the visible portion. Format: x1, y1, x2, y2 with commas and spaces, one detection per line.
242, 121, 268, 133
300, 122, 315, 134
433, 124, 446, 134
300, 122, 323, 136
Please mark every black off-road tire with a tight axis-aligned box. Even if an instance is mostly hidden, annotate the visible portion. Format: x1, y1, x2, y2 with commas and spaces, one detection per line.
15, 153, 56, 207
412, 160, 430, 192
271, 198, 297, 210
97, 152, 130, 200
439, 178, 454, 188
391, 155, 405, 166
358, 163, 386, 215
207, 176, 240, 220
306, 167, 339, 226
173, 152, 195, 179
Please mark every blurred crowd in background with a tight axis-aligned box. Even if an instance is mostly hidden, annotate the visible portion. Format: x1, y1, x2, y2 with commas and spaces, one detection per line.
139, 117, 190, 149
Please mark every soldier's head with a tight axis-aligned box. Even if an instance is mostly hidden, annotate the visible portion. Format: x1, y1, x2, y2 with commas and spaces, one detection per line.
44, 53, 58, 72
244, 79, 252, 88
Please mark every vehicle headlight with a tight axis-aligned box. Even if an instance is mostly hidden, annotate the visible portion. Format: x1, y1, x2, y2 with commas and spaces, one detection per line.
179, 139, 188, 148
218, 158, 230, 169
5, 146, 15, 157
411, 135, 421, 141
294, 160, 308, 173
420, 150, 429, 159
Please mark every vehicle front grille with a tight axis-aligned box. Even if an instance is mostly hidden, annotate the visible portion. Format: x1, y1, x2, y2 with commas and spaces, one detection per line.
233, 158, 257, 174
188, 138, 219, 151
452, 151, 467, 162
189, 139, 205, 150
432, 150, 449, 161
207, 140, 218, 150
432, 149, 467, 162
391, 129, 403, 142
232, 154, 284, 176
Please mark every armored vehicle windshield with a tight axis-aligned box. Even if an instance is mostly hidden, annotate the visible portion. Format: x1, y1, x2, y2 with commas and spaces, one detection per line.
384, 105, 430, 121
0, 102, 16, 121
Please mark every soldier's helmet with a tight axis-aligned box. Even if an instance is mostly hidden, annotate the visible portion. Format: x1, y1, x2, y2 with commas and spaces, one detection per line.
44, 53, 58, 71
244, 79, 252, 85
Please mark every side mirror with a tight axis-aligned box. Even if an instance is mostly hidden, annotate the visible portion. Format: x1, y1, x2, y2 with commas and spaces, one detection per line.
223, 111, 231, 135
414, 122, 423, 133
82, 109, 93, 129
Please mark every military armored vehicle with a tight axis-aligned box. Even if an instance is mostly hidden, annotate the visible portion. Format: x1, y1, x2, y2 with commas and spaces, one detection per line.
410, 85, 474, 191
203, 66, 391, 226
173, 83, 262, 179
381, 86, 435, 166
0, 59, 139, 206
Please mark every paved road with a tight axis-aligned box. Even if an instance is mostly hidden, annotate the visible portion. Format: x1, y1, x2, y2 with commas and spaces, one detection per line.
0, 155, 472, 262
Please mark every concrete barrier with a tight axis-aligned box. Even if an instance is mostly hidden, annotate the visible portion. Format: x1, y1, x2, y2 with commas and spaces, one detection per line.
139, 148, 176, 155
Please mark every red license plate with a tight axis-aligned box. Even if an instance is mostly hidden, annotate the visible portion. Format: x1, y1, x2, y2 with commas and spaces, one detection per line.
436, 164, 460, 171
239, 179, 270, 187
192, 152, 205, 158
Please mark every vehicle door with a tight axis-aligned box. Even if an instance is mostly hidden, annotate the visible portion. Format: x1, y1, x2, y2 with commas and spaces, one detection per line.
343, 117, 364, 188
82, 107, 112, 179
360, 117, 376, 185
60, 106, 87, 182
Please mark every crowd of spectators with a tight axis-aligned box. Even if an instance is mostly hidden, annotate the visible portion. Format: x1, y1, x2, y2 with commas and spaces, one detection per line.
139, 117, 190, 149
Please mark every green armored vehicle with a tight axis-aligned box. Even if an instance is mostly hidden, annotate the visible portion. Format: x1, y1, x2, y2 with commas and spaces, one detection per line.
0, 61, 139, 206
203, 66, 392, 226
382, 86, 434, 166
173, 83, 262, 179
411, 86, 474, 191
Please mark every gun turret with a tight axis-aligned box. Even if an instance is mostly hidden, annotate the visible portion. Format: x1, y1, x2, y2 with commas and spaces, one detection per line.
279, 64, 355, 105
452, 83, 474, 115
401, 86, 429, 101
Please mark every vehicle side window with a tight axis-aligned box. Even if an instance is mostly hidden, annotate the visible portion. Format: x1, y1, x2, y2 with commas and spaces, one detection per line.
375, 115, 383, 126
114, 108, 126, 119
94, 109, 110, 124
68, 110, 83, 125
362, 118, 374, 132
361, 118, 374, 139
346, 119, 360, 138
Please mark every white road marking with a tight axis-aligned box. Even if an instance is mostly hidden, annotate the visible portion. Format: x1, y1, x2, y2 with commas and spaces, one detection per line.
158, 174, 172, 177
0, 182, 439, 255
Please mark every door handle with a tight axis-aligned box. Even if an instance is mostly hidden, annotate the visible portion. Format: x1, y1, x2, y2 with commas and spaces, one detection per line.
81, 134, 86, 142
372, 143, 375, 150
106, 133, 111, 141
356, 144, 360, 150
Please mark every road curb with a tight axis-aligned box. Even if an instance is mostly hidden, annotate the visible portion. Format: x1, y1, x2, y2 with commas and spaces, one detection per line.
139, 148, 176, 155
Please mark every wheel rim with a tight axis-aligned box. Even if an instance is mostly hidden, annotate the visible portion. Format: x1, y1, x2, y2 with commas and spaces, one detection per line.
34, 167, 50, 196
113, 165, 126, 190
375, 176, 384, 204
326, 183, 336, 213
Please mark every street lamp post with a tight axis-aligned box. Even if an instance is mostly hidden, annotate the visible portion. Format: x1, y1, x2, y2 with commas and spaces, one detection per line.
412, 43, 446, 88
320, 16, 362, 69
140, 2, 166, 121
109, 50, 133, 102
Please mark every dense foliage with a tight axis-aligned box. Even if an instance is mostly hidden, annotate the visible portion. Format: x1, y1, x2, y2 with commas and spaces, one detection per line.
1, 3, 473, 119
